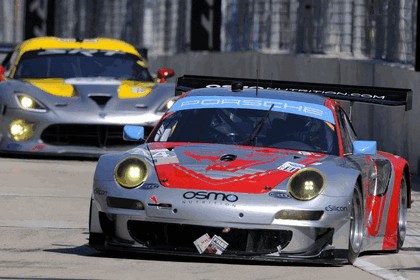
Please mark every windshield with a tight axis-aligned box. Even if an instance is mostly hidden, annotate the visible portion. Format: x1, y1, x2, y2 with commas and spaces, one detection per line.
13, 49, 154, 81
149, 108, 339, 155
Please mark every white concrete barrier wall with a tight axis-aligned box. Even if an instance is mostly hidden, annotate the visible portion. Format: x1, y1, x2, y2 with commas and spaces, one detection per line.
149, 52, 420, 174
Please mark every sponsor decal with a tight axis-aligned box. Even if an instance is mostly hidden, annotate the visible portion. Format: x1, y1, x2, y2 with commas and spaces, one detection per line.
31, 144, 46, 151
297, 151, 313, 156
325, 205, 348, 212
128, 147, 150, 157
183, 191, 238, 202
131, 87, 146, 94
182, 191, 238, 207
194, 234, 229, 255
6, 143, 22, 151
168, 96, 335, 124
278, 161, 305, 172
64, 77, 122, 85
140, 183, 159, 190
297, 151, 323, 157
40, 49, 124, 56
204, 83, 386, 100
151, 149, 179, 165
93, 188, 107, 195
269, 191, 291, 199
152, 149, 175, 158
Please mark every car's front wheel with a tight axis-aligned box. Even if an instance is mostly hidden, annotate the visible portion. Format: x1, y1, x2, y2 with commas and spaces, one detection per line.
348, 185, 364, 264
88, 199, 105, 247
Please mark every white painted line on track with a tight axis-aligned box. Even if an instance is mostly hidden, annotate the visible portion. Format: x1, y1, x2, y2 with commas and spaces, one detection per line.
354, 258, 408, 280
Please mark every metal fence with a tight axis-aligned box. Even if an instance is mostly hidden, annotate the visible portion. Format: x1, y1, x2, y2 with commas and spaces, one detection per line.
0, 0, 417, 66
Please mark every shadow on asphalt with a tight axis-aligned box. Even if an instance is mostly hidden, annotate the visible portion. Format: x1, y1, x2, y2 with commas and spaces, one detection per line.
44, 241, 341, 268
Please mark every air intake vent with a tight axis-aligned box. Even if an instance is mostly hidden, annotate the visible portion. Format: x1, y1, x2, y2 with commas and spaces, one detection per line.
41, 124, 154, 147
220, 154, 237, 162
89, 94, 112, 106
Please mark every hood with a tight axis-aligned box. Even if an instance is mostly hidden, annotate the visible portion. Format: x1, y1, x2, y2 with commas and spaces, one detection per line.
147, 142, 327, 194
23, 78, 155, 99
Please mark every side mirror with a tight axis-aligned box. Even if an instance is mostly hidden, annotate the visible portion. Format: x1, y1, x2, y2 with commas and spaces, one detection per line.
157, 68, 175, 83
353, 140, 377, 155
0, 66, 5, 81
123, 125, 145, 142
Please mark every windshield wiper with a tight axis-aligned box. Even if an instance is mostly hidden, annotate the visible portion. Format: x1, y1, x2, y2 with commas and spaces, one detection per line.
242, 104, 274, 146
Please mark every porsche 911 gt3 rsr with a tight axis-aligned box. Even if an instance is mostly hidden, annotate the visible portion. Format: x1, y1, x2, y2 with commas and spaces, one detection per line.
89, 75, 412, 264
0, 36, 176, 156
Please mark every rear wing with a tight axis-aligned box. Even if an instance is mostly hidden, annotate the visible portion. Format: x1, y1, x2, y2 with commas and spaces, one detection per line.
176, 75, 412, 111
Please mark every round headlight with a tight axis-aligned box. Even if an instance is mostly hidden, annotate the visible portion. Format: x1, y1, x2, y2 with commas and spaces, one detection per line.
9, 119, 34, 141
288, 168, 325, 201
114, 157, 148, 189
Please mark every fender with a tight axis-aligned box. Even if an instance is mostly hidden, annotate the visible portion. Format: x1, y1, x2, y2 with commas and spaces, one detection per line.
377, 151, 411, 250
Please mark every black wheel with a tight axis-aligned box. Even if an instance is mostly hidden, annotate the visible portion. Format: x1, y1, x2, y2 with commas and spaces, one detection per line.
88, 199, 105, 247
395, 174, 408, 252
348, 185, 364, 264
89, 232, 106, 247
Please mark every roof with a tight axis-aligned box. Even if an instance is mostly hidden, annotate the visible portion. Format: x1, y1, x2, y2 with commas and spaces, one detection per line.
17, 36, 141, 57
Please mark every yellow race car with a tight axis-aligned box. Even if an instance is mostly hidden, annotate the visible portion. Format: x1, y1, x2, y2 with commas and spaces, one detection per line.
0, 37, 175, 156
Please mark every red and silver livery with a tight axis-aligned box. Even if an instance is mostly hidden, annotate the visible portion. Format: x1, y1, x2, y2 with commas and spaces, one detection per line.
89, 75, 412, 264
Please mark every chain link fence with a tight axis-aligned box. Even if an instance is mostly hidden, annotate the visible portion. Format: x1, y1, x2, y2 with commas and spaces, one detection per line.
0, 0, 417, 66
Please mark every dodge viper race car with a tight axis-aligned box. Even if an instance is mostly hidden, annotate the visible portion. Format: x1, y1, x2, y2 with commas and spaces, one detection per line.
89, 75, 412, 264
0, 36, 176, 156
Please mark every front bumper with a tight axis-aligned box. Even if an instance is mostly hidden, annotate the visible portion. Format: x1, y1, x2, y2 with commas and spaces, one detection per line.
89, 191, 352, 263
0, 108, 163, 156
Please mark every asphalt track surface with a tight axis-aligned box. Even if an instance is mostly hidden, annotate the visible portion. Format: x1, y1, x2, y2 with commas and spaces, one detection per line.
0, 156, 418, 279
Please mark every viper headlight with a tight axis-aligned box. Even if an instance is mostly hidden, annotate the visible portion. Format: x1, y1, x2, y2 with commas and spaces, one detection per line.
114, 157, 148, 189
9, 119, 34, 141
157, 97, 177, 112
288, 168, 325, 201
16, 94, 47, 112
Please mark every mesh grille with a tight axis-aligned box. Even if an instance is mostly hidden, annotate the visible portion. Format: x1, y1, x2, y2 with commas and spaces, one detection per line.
41, 124, 152, 147
127, 220, 293, 255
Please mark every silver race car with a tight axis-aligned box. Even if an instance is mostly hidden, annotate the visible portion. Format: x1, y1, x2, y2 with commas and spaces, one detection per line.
0, 37, 176, 156
89, 75, 412, 264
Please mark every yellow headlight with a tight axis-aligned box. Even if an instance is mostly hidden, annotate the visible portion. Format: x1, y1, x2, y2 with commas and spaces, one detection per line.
16, 94, 46, 112
158, 97, 178, 112
9, 119, 34, 141
288, 168, 325, 201
20, 96, 34, 109
166, 99, 175, 110
114, 157, 148, 189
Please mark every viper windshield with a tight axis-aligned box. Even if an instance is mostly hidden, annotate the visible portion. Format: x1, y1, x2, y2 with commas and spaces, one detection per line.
149, 108, 339, 155
13, 50, 153, 81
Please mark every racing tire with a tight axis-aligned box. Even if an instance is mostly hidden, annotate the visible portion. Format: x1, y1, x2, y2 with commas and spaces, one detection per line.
394, 174, 408, 253
347, 185, 364, 264
89, 232, 106, 247
88, 199, 105, 247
